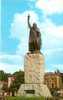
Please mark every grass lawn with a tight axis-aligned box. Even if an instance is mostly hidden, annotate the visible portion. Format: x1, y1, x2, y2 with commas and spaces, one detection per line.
6, 96, 45, 100
5, 96, 63, 100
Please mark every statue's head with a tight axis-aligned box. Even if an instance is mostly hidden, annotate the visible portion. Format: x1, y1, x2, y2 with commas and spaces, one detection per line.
33, 23, 37, 29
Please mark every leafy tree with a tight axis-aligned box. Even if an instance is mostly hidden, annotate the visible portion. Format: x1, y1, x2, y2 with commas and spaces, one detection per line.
0, 70, 11, 93
9, 71, 24, 95
13, 70, 24, 84
2, 83, 8, 92
0, 70, 7, 81
0, 70, 11, 81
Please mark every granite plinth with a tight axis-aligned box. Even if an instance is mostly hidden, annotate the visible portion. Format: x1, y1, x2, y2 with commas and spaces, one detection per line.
24, 53, 44, 84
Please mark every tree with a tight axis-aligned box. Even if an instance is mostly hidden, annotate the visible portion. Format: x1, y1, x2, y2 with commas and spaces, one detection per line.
0, 71, 7, 81
13, 71, 24, 83
0, 70, 11, 81
2, 83, 8, 92
9, 71, 24, 95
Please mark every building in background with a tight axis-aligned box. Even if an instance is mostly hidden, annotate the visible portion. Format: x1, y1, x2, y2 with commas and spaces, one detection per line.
44, 71, 63, 89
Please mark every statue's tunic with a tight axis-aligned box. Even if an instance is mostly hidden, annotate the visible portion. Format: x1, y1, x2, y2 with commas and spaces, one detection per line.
29, 27, 41, 52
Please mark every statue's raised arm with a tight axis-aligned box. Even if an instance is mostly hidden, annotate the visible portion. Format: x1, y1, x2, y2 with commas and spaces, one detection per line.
27, 14, 31, 29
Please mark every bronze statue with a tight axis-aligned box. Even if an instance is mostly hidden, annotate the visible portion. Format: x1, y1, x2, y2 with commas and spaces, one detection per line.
27, 14, 41, 53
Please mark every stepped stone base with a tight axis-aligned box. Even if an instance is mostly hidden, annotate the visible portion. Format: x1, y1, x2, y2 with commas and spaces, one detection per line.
17, 83, 52, 97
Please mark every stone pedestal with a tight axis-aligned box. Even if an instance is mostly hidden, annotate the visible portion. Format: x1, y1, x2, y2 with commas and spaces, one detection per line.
17, 53, 52, 97
24, 53, 44, 84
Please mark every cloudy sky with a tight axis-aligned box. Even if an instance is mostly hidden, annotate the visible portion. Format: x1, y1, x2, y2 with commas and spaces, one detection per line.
1, 0, 63, 73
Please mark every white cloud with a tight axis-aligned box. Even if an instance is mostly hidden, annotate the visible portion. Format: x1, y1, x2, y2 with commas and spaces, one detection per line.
45, 64, 63, 72
41, 18, 63, 39
39, 18, 63, 50
50, 64, 63, 72
0, 54, 22, 59
45, 68, 54, 73
43, 48, 63, 56
0, 54, 24, 65
36, 0, 63, 14
0, 63, 24, 74
0, 54, 24, 73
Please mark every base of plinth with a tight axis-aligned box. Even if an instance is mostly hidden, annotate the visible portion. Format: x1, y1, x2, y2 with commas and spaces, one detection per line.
17, 83, 52, 97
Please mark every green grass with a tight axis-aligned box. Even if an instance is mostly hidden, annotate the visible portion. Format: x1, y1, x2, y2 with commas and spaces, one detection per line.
6, 96, 63, 100
5, 96, 45, 100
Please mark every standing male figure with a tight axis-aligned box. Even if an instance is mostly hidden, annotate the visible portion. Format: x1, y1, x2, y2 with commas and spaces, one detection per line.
27, 14, 41, 53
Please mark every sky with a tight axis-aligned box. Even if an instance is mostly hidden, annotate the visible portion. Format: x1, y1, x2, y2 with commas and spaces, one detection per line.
1, 0, 63, 73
